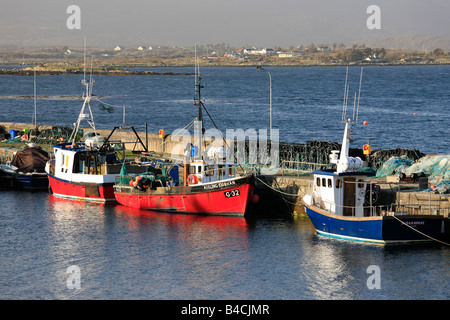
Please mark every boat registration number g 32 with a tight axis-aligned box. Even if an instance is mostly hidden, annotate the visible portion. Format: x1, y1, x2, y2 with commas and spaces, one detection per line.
224, 189, 240, 198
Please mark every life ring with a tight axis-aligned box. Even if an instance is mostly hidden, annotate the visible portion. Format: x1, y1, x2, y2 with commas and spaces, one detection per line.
187, 174, 198, 186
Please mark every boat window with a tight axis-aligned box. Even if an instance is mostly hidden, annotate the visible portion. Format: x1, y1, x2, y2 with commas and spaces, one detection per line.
316, 177, 321, 187
189, 166, 196, 174
218, 165, 225, 177
322, 178, 326, 187
336, 179, 342, 188
205, 165, 214, 177
228, 165, 235, 176
328, 179, 332, 188
358, 179, 365, 188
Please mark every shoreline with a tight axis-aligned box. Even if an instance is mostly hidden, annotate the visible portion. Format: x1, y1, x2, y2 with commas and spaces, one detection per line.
1, 62, 449, 76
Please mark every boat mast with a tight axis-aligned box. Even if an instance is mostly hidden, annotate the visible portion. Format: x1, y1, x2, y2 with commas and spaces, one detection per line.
331, 67, 364, 173
194, 48, 204, 160
33, 70, 37, 131
69, 43, 97, 145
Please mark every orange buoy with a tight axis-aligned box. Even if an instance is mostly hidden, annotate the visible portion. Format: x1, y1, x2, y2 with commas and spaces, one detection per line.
363, 121, 368, 126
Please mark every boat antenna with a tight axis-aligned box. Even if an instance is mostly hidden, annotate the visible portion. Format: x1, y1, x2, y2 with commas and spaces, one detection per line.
342, 66, 348, 123
356, 67, 363, 124
69, 44, 97, 144
341, 66, 363, 125
83, 37, 86, 83
33, 70, 37, 131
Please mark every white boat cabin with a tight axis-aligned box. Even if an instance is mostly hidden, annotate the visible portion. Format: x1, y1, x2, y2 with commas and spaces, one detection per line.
187, 159, 237, 185
184, 146, 238, 185
46, 142, 117, 184
308, 170, 371, 217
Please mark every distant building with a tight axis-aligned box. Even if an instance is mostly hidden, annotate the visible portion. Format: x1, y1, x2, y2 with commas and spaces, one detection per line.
243, 48, 276, 55
244, 48, 260, 55
317, 45, 330, 51
278, 53, 294, 58
138, 46, 144, 51
114, 46, 122, 51
365, 54, 380, 62
261, 48, 275, 54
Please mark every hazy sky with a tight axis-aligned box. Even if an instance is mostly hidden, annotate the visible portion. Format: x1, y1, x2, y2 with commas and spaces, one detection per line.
1, 0, 449, 48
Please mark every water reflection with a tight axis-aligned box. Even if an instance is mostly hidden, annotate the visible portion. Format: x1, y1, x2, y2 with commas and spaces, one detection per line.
109, 205, 253, 298
2, 191, 448, 299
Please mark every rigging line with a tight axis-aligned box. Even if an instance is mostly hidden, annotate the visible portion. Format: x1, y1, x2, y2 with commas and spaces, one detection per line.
390, 214, 450, 246
255, 176, 303, 197
161, 118, 198, 147
199, 100, 245, 171
91, 96, 128, 108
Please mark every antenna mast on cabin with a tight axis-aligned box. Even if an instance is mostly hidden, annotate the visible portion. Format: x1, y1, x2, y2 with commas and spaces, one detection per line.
342, 67, 363, 125
69, 41, 97, 144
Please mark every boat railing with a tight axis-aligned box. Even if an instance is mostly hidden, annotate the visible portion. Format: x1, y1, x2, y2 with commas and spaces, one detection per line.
281, 160, 332, 176
115, 174, 169, 189
192, 165, 238, 184
310, 193, 449, 218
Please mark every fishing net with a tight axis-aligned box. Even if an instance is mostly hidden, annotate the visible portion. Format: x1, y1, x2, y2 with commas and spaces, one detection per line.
376, 155, 450, 193
375, 156, 414, 178
404, 155, 450, 186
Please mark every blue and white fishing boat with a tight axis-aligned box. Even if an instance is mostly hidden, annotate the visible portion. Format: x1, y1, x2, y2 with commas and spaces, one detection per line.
302, 68, 447, 244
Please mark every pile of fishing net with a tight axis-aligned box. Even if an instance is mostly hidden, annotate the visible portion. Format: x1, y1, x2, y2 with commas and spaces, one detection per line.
376, 155, 450, 194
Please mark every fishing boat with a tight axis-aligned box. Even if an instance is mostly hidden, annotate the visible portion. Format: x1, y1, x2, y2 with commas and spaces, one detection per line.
9, 146, 49, 190
302, 68, 447, 244
45, 73, 149, 202
0, 146, 49, 190
113, 74, 256, 216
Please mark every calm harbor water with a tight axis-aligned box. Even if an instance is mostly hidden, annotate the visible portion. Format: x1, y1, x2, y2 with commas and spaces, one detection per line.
0, 66, 449, 301
0, 65, 449, 154
0, 190, 449, 300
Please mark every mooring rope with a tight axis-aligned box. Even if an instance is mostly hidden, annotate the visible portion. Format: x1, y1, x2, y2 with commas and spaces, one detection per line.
391, 214, 450, 246
255, 176, 304, 197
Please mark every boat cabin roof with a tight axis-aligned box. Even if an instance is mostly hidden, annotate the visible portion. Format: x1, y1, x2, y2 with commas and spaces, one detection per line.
190, 159, 236, 166
312, 169, 375, 177
54, 142, 86, 152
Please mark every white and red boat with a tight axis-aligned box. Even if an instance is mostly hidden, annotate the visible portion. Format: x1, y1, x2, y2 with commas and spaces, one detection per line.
45, 76, 148, 202
113, 75, 257, 216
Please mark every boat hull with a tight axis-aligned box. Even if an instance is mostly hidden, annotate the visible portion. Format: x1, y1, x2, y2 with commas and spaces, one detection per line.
114, 176, 254, 216
15, 173, 49, 190
304, 202, 445, 244
47, 173, 116, 202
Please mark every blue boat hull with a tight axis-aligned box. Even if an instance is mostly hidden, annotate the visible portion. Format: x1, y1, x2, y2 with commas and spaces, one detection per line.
15, 173, 49, 190
304, 203, 445, 244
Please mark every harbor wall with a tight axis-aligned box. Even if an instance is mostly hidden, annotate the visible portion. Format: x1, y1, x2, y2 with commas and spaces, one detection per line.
0, 122, 240, 156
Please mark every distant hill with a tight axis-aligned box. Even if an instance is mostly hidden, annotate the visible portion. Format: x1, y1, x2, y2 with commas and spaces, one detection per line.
358, 34, 450, 51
